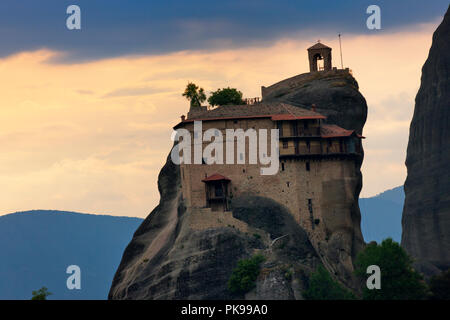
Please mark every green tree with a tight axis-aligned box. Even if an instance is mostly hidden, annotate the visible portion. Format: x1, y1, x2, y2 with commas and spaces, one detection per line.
303, 265, 356, 300
31, 287, 52, 300
429, 269, 450, 300
182, 82, 206, 107
354, 238, 429, 300
207, 87, 244, 106
228, 254, 265, 294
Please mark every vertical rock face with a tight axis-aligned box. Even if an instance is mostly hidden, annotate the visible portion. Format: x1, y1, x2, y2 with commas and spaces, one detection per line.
402, 6, 450, 276
264, 70, 368, 284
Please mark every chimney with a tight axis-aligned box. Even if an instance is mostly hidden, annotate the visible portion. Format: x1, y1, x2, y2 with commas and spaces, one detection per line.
181, 115, 186, 121
311, 104, 316, 112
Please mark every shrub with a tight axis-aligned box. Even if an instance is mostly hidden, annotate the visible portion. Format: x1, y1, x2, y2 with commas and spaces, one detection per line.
354, 238, 429, 300
208, 87, 244, 106
228, 254, 265, 294
429, 269, 450, 300
31, 287, 52, 300
182, 82, 206, 107
284, 270, 293, 280
303, 265, 356, 300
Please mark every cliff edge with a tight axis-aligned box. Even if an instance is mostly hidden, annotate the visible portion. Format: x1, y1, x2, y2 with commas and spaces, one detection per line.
109, 70, 367, 299
401, 6, 450, 276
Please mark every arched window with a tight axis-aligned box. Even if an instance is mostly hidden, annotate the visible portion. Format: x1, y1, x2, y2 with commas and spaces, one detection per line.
313, 53, 324, 71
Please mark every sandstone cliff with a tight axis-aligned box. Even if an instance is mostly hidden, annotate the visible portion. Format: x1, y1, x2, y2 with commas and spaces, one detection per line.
263, 69, 367, 286
401, 6, 450, 276
108, 154, 322, 299
109, 71, 367, 300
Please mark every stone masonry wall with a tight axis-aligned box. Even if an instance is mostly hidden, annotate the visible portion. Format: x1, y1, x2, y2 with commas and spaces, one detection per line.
177, 117, 362, 274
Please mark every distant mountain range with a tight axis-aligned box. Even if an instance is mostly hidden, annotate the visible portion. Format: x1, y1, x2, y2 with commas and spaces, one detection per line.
0, 210, 142, 300
359, 186, 404, 243
0, 187, 403, 299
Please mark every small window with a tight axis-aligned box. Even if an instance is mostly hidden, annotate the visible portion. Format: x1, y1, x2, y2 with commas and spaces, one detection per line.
306, 162, 310, 171
287, 182, 290, 187
277, 121, 283, 137
283, 141, 288, 149
308, 199, 313, 212
308, 199, 314, 229
215, 184, 223, 197
292, 122, 298, 136
281, 163, 285, 171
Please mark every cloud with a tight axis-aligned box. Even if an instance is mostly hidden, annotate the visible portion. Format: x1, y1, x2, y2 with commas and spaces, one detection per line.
103, 86, 173, 98
0, 0, 447, 62
0, 21, 440, 216
77, 89, 94, 95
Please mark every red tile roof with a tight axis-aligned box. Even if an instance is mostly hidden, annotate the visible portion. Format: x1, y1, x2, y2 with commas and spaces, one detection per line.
174, 102, 325, 128
201, 173, 231, 182
320, 124, 365, 139
271, 114, 326, 121
173, 101, 366, 140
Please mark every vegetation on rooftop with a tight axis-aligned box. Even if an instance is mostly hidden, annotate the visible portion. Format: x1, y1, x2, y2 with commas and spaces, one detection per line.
183, 83, 245, 107
182, 82, 206, 107
208, 87, 245, 106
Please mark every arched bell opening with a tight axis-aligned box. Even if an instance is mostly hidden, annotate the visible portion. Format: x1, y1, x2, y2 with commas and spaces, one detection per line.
307, 42, 332, 72
313, 53, 325, 71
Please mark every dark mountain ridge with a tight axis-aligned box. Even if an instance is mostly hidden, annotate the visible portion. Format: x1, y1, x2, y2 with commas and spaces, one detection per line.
0, 210, 142, 299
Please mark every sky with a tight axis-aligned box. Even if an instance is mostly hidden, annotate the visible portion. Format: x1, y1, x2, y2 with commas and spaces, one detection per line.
0, 1, 448, 218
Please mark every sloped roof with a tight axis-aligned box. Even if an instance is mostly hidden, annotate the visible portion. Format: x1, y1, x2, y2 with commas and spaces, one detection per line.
307, 42, 331, 50
174, 102, 325, 128
271, 114, 325, 121
320, 124, 365, 138
201, 173, 231, 182
191, 102, 323, 119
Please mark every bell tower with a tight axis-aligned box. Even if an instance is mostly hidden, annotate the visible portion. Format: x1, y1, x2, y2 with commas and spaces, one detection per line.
307, 41, 332, 72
